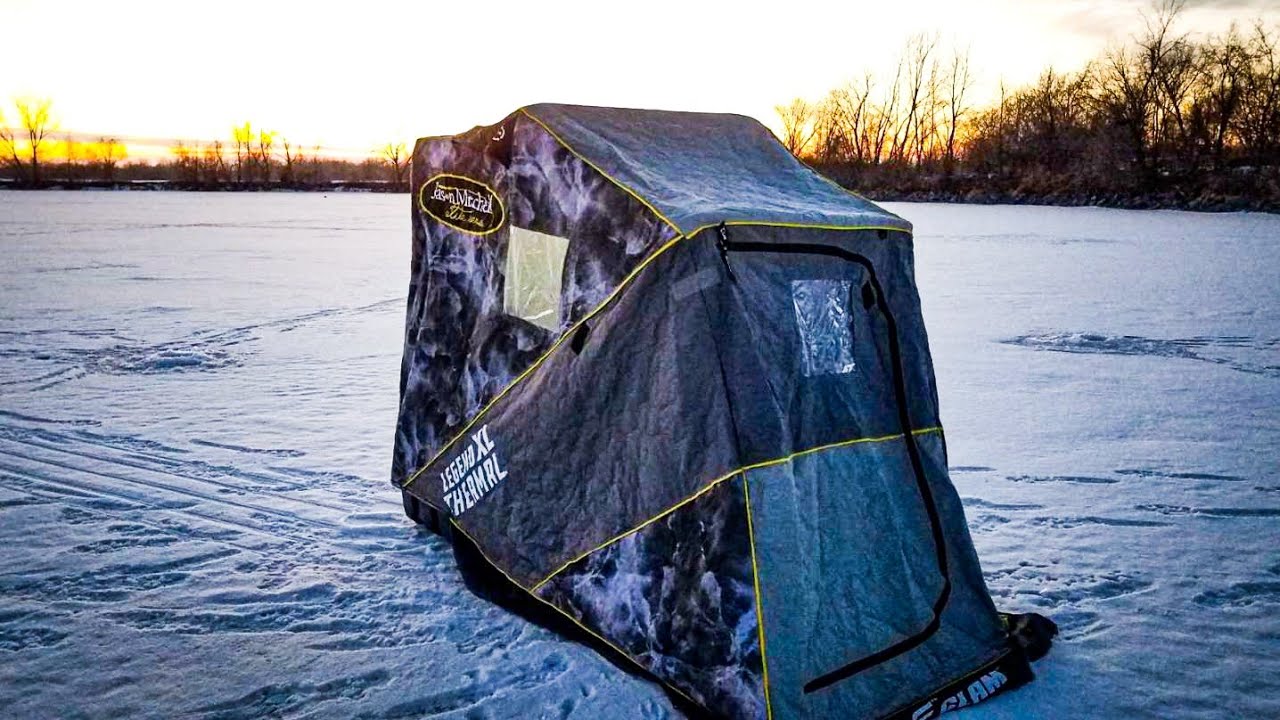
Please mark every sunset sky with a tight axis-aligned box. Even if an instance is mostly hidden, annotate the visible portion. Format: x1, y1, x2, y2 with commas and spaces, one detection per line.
3, 0, 1277, 159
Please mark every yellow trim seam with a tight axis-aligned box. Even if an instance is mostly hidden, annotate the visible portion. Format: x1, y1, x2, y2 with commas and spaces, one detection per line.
519, 107, 683, 235
683, 219, 911, 241
752, 115, 910, 224
529, 426, 942, 592
400, 222, 915, 490
743, 473, 774, 720
445, 517, 705, 712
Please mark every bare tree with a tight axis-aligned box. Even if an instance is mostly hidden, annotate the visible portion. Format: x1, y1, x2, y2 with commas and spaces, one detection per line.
253, 129, 276, 182
91, 138, 125, 181
944, 46, 973, 174
62, 134, 80, 181
203, 140, 229, 183
1237, 22, 1280, 168
775, 98, 817, 156
0, 108, 16, 178
232, 122, 253, 182
1194, 27, 1249, 171
812, 85, 868, 165
380, 142, 409, 186
308, 144, 323, 183
281, 138, 301, 184
839, 78, 875, 164
887, 34, 939, 165
1097, 0, 1190, 181
8, 98, 56, 183
172, 142, 199, 182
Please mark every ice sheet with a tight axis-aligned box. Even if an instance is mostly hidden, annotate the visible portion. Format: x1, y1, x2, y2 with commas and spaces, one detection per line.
0, 192, 1275, 719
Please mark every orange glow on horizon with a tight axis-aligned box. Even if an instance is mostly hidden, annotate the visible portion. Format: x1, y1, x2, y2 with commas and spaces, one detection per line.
3, 0, 1274, 159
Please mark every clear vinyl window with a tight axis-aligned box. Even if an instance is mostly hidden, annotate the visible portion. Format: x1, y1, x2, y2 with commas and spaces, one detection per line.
791, 279, 856, 377
504, 226, 570, 331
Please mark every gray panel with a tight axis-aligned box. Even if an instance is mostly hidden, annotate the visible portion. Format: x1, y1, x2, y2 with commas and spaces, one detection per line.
706, 224, 942, 444
747, 436, 939, 718
749, 433, 1006, 719
524, 103, 911, 235
689, 226, 939, 464
536, 474, 765, 720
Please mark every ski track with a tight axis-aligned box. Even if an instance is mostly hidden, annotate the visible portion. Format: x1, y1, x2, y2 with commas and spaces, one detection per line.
1000, 331, 1280, 378
0, 297, 401, 390
1, 195, 1277, 719
0, 401, 551, 715
0, 371, 572, 716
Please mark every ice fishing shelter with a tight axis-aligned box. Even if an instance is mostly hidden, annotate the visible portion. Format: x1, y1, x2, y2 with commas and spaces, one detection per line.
392, 104, 1044, 720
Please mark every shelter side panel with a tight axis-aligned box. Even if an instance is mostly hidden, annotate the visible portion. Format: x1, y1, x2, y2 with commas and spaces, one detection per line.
535, 474, 767, 720
409, 242, 740, 588
393, 114, 677, 488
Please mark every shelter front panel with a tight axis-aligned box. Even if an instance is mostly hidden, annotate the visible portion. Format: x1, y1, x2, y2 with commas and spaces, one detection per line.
747, 435, 1009, 720
690, 226, 942, 465
695, 227, 1010, 717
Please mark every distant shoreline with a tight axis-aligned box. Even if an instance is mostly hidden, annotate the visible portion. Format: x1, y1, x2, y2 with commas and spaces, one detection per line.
0, 180, 409, 194
867, 189, 1279, 214
3, 179, 1276, 214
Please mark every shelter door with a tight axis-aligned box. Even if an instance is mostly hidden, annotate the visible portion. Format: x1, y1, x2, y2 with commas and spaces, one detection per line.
701, 229, 952, 696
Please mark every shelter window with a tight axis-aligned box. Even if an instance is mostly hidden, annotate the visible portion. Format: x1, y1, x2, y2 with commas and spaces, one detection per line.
791, 279, 856, 377
504, 226, 570, 331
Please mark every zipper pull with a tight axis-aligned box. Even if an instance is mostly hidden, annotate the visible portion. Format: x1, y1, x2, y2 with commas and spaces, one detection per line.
715, 222, 737, 283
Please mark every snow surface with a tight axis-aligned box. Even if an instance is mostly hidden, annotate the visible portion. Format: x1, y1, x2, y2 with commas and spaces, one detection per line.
0, 191, 1276, 719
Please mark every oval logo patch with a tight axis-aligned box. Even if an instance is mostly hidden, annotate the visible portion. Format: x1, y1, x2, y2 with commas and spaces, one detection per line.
418, 174, 506, 236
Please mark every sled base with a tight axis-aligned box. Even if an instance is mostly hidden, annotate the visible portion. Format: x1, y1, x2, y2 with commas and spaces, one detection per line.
401, 490, 447, 537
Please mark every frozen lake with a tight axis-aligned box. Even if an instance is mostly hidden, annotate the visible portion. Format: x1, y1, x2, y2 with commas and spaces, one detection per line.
0, 191, 1276, 719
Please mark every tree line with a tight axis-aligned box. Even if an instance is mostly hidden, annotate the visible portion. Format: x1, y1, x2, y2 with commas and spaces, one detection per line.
1, 101, 410, 190
167, 124, 408, 187
777, 1, 1280, 210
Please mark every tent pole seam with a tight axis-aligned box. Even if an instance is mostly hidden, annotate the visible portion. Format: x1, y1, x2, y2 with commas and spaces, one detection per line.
743, 472, 774, 720
690, 231, 750, 484
529, 426, 943, 592
684, 220, 911, 239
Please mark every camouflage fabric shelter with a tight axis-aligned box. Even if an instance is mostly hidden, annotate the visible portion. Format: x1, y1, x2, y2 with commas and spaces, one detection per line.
392, 104, 1043, 719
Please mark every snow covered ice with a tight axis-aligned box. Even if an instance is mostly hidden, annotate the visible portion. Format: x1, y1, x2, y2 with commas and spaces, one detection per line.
0, 191, 1277, 719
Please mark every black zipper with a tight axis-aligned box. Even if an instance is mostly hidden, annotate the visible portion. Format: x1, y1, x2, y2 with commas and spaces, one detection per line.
720, 234, 952, 694
714, 222, 738, 283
